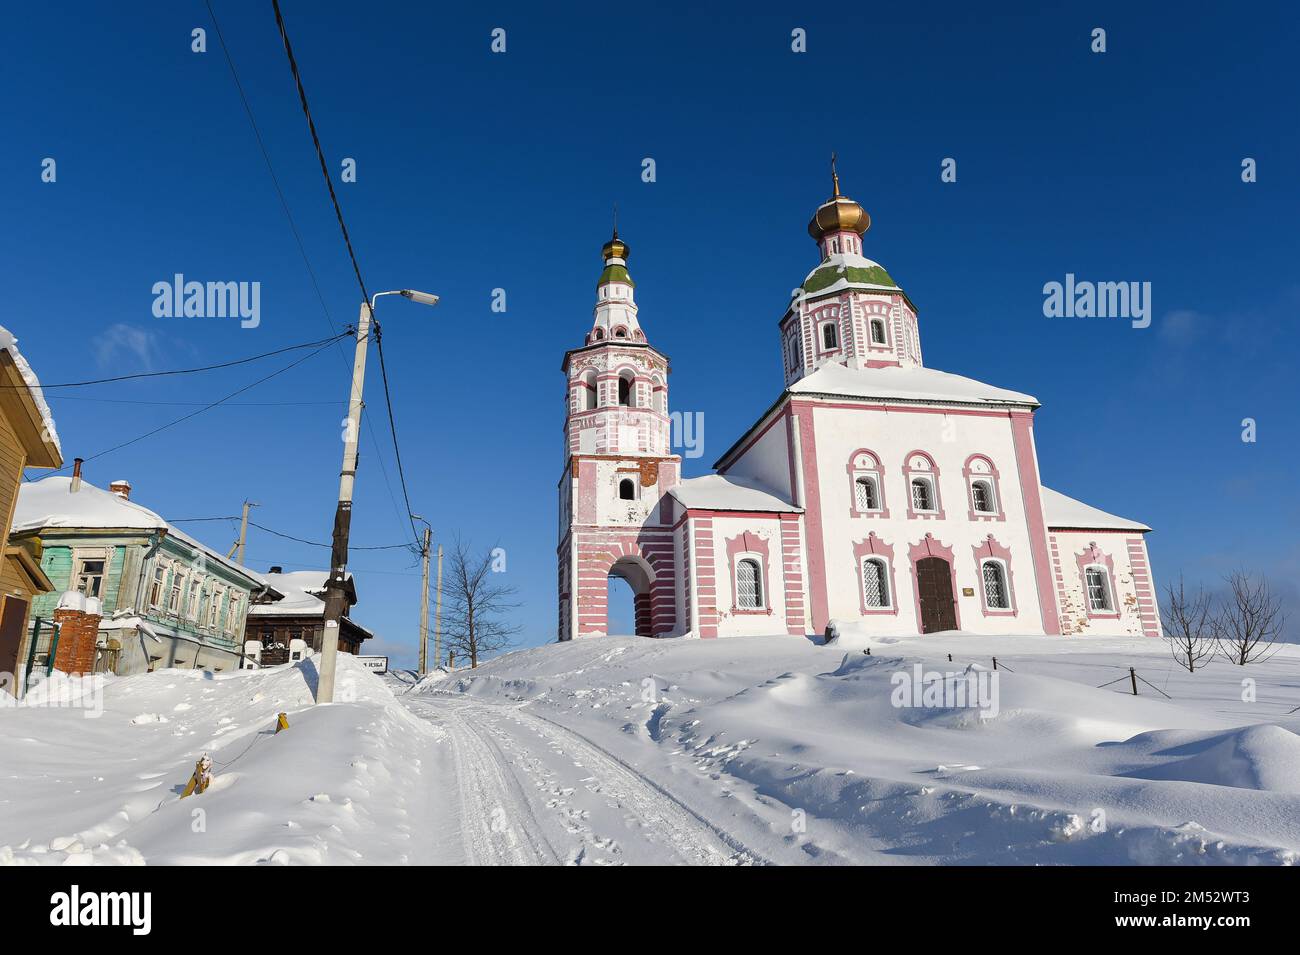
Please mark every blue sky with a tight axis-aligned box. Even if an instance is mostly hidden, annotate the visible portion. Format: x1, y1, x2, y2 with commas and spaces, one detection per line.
3, 2, 1297, 663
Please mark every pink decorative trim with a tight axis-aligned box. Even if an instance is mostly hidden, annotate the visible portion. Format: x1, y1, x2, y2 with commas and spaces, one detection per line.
845, 448, 889, 518
1009, 411, 1062, 634
1126, 536, 1162, 637
902, 450, 945, 520
725, 532, 773, 615
853, 533, 899, 616
962, 453, 1005, 522
907, 534, 962, 632
693, 518, 718, 638
971, 534, 1018, 617
779, 513, 805, 635
791, 402, 830, 632
1075, 542, 1121, 620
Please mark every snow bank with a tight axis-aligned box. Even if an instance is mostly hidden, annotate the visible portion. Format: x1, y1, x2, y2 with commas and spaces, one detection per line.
428, 633, 1300, 865
0, 653, 443, 865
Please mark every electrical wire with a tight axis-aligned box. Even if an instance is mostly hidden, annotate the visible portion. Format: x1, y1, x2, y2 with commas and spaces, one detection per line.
206, 0, 415, 542
2, 334, 346, 390
269, 0, 425, 550
48, 335, 342, 473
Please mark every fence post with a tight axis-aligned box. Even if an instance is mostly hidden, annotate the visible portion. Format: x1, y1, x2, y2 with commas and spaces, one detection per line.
992, 657, 998, 671
1129, 667, 1138, 696
45, 622, 61, 676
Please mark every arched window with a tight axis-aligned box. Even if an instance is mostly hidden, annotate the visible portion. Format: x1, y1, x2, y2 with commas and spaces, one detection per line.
911, 477, 935, 512
822, 322, 839, 350
736, 558, 764, 609
618, 376, 632, 407
870, 318, 887, 345
582, 373, 597, 410
855, 476, 879, 511
614, 326, 628, 338
982, 560, 1010, 610
618, 478, 636, 501
971, 480, 995, 514
593, 327, 605, 341
862, 557, 890, 608
1084, 566, 1112, 611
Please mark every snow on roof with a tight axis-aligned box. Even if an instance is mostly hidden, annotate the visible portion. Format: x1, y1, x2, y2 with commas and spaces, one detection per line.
789, 361, 1038, 407
1041, 486, 1150, 532
249, 570, 352, 617
13, 476, 265, 584
799, 252, 898, 295
668, 473, 800, 513
0, 323, 62, 456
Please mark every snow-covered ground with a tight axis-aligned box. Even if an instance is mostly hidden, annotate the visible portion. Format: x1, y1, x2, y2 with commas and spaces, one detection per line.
409, 631, 1300, 865
0, 654, 450, 864
2, 632, 1298, 865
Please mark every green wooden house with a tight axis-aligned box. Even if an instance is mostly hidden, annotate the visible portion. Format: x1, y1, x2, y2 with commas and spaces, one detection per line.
10, 472, 272, 674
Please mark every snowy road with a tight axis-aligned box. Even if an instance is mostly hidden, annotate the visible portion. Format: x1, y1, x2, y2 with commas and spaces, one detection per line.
402, 695, 756, 866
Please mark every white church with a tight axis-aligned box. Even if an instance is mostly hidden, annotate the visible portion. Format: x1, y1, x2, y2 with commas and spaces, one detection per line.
557, 169, 1160, 641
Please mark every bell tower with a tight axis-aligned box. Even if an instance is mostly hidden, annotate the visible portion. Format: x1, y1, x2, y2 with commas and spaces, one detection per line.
557, 228, 680, 641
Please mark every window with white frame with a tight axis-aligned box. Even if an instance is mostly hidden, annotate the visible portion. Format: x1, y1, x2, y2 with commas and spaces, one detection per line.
982, 560, 1010, 610
861, 557, 890, 608
855, 476, 880, 511
74, 554, 106, 598
911, 477, 936, 512
821, 322, 838, 350
208, 586, 223, 628
971, 479, 996, 514
226, 594, 240, 633
736, 557, 764, 609
870, 317, 887, 345
1085, 566, 1113, 611
168, 567, 185, 614
186, 578, 202, 620
618, 478, 636, 501
149, 563, 166, 608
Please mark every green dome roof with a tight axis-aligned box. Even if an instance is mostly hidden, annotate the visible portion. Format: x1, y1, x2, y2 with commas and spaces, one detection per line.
801, 256, 897, 295
598, 263, 635, 288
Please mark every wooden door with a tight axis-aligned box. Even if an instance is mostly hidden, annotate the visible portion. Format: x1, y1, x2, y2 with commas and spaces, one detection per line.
0, 596, 30, 680
915, 557, 957, 633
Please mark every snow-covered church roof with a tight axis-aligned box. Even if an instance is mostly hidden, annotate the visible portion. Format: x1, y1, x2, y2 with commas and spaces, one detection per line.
668, 474, 799, 513
788, 361, 1039, 407
799, 252, 899, 296
1041, 487, 1151, 532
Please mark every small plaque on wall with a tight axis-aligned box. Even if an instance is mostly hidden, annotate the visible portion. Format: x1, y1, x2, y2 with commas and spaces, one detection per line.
961, 587, 975, 597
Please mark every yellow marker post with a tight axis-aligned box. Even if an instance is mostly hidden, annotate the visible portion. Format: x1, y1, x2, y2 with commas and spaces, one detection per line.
275, 712, 289, 733
180, 755, 214, 798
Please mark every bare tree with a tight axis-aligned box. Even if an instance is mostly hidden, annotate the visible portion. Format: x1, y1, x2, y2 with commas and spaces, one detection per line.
442, 537, 520, 668
1161, 575, 1216, 672
1214, 571, 1287, 666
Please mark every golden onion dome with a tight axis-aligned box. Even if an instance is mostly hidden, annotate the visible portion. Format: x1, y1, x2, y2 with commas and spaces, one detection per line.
602, 231, 629, 262
807, 155, 870, 241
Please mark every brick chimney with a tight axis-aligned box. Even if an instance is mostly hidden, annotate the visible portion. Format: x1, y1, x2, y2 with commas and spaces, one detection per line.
70, 457, 83, 493
109, 479, 132, 500
52, 591, 103, 675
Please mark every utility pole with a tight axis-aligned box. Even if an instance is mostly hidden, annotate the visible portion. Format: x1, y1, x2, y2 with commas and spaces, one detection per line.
317, 288, 438, 704
417, 526, 432, 676
236, 500, 257, 564
434, 544, 444, 674
317, 301, 373, 704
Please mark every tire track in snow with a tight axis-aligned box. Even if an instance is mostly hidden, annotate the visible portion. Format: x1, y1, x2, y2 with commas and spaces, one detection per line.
406, 695, 758, 865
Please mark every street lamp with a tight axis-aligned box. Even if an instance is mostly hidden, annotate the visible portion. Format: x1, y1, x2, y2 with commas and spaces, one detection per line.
317, 289, 439, 704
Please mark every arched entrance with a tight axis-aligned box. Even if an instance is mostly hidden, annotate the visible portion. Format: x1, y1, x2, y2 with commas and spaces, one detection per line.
608, 555, 654, 637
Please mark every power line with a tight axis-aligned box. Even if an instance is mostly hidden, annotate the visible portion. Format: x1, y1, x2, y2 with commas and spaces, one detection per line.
2, 333, 346, 390
270, 0, 369, 305
47, 396, 344, 407
48, 335, 341, 473
269, 0, 424, 550
168, 515, 415, 552
205, 0, 414, 543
